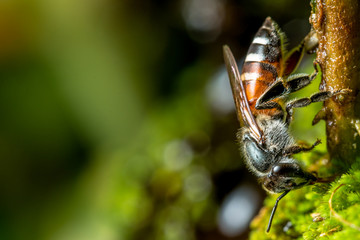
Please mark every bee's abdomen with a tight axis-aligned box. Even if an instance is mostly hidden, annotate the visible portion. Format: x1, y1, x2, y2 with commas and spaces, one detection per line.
241, 17, 282, 115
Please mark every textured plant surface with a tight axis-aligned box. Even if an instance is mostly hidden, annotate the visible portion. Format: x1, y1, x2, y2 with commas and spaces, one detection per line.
311, 0, 360, 168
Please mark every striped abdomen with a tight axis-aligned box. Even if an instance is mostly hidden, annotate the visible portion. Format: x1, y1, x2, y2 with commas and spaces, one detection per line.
241, 17, 283, 116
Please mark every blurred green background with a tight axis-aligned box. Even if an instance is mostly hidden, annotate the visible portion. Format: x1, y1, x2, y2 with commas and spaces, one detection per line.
0, 0, 326, 239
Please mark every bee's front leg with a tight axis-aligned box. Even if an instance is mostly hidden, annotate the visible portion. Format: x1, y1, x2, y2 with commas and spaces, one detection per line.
282, 139, 321, 156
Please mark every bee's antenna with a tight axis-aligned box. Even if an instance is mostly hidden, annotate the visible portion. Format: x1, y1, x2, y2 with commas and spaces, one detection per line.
266, 190, 290, 233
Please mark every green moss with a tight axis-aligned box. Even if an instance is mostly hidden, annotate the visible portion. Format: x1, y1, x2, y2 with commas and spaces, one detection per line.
249, 160, 360, 239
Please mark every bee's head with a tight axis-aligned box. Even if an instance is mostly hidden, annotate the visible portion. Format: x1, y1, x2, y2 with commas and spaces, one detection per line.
262, 162, 317, 193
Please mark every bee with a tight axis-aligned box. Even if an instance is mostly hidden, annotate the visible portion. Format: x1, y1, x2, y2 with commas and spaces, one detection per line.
223, 17, 347, 232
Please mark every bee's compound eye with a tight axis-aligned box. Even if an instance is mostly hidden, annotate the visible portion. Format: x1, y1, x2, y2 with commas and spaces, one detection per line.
244, 138, 270, 172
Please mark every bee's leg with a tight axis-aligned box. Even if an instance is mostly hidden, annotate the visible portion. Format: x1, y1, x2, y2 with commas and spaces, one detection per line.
282, 44, 305, 77
266, 190, 290, 233
304, 29, 319, 54
255, 81, 287, 108
282, 60, 320, 98
255, 62, 319, 112
265, 30, 319, 99
282, 29, 318, 76
285, 89, 351, 125
283, 139, 321, 156
284, 61, 318, 93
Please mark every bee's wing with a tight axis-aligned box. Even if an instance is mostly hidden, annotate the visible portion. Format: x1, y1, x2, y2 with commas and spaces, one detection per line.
223, 45, 264, 144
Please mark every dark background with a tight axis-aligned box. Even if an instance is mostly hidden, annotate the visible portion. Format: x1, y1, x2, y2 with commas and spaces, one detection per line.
0, 0, 326, 239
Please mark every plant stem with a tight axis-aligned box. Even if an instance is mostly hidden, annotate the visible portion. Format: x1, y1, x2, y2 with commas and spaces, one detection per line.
311, 0, 360, 169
